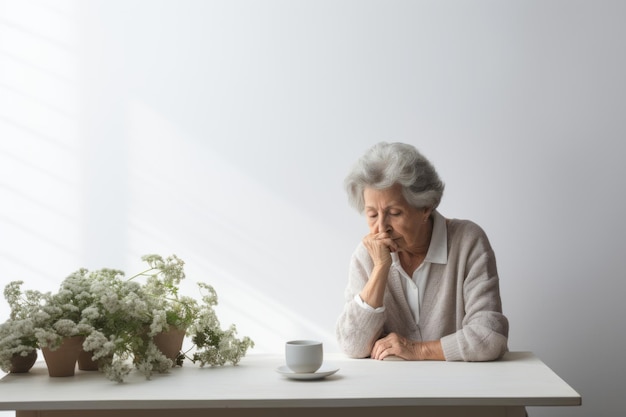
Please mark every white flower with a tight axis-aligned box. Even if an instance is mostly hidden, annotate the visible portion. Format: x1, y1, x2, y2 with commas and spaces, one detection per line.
149, 309, 167, 336
102, 360, 133, 383
81, 306, 100, 321
83, 331, 107, 352
100, 293, 121, 313
52, 319, 78, 337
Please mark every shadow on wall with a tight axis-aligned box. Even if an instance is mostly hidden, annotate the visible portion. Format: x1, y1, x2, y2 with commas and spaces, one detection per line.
0, 1, 84, 304
123, 101, 345, 352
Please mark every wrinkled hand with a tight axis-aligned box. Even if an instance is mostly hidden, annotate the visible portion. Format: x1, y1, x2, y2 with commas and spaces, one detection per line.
371, 333, 418, 360
363, 232, 399, 267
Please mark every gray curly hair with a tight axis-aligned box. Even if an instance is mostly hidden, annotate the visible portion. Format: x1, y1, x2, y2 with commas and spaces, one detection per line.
344, 142, 445, 213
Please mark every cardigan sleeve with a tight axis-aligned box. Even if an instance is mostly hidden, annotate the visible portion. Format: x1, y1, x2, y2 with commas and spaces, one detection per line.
440, 224, 509, 361
335, 245, 386, 358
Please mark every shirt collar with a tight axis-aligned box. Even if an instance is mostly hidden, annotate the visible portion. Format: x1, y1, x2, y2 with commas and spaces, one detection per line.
425, 210, 448, 264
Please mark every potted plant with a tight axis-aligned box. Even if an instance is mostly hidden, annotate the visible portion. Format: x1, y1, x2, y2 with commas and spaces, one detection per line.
133, 255, 254, 369
32, 270, 95, 377
132, 255, 195, 351
81, 267, 156, 381
83, 254, 253, 382
79, 267, 146, 375
82, 260, 181, 382
0, 281, 44, 373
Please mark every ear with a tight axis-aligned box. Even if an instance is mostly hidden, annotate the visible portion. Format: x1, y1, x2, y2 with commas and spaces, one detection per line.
423, 207, 433, 223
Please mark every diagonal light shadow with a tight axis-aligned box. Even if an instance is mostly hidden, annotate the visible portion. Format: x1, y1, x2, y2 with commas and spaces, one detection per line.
124, 100, 341, 353
0, 82, 77, 119
0, 17, 76, 52
0, 49, 75, 85
0, 115, 76, 153
0, 0, 82, 314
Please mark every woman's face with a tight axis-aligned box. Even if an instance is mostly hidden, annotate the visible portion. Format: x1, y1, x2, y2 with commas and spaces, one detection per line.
363, 184, 431, 252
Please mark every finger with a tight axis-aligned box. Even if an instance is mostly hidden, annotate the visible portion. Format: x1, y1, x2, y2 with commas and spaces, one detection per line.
385, 239, 399, 252
370, 347, 379, 360
379, 343, 399, 360
372, 337, 393, 360
373, 238, 395, 253
371, 340, 387, 360
371, 342, 383, 360
364, 234, 390, 248
375, 235, 399, 250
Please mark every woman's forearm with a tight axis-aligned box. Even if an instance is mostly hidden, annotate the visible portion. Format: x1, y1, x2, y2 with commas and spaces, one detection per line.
359, 263, 391, 308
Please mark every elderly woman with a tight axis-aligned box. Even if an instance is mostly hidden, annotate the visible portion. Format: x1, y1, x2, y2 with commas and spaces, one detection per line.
336, 142, 508, 362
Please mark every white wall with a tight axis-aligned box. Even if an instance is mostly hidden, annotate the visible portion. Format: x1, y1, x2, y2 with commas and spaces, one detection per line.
1, 1, 625, 416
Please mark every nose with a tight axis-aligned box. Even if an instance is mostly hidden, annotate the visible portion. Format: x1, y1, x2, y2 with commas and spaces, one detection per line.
377, 214, 391, 234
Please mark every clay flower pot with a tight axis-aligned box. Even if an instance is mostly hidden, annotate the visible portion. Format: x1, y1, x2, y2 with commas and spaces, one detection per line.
78, 348, 113, 371
41, 336, 84, 377
78, 348, 99, 371
153, 327, 186, 361
10, 350, 38, 373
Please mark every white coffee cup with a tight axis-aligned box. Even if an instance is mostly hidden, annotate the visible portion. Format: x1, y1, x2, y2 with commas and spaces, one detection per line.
285, 340, 323, 373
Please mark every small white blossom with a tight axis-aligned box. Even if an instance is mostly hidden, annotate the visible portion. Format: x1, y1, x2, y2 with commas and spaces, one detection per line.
102, 360, 133, 383
81, 306, 100, 321
149, 309, 167, 336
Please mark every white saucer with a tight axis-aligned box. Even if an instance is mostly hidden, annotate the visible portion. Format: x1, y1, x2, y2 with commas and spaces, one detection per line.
276, 365, 339, 380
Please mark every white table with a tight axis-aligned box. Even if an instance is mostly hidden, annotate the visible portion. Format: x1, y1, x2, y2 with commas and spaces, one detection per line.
0, 352, 580, 417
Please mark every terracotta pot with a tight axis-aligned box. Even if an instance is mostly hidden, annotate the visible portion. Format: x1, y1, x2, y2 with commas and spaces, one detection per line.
10, 350, 38, 373
41, 336, 84, 377
78, 348, 99, 371
78, 349, 113, 371
153, 327, 186, 361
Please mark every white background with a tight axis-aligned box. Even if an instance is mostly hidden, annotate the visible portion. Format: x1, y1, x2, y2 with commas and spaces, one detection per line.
1, 1, 625, 416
